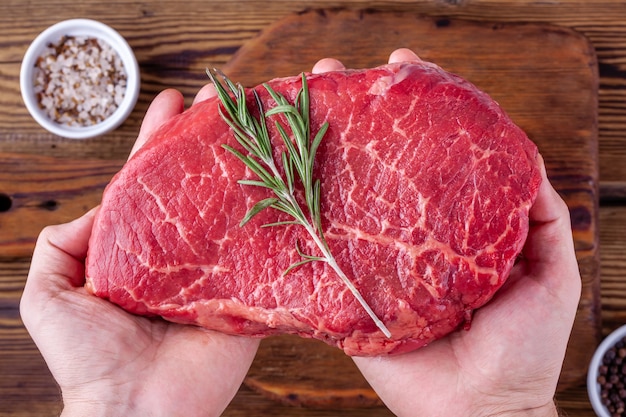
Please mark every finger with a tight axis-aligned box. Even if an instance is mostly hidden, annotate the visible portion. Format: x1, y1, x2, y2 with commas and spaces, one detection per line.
30, 208, 98, 288
528, 154, 569, 225
192, 83, 218, 106
511, 154, 581, 305
21, 207, 99, 330
523, 155, 575, 264
131, 89, 185, 160
388, 48, 422, 64
312, 58, 346, 74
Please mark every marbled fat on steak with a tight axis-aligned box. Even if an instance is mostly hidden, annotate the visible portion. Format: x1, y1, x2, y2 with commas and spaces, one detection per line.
85, 61, 541, 356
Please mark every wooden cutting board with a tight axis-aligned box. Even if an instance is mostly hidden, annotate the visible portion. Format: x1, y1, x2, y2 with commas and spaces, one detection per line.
0, 8, 599, 410
222, 9, 600, 407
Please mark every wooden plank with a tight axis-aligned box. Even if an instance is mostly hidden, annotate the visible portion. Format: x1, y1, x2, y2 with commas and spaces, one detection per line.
0, 0, 625, 185
600, 182, 626, 203
598, 206, 626, 332
0, 258, 62, 416
0, 325, 62, 417
0, 153, 122, 259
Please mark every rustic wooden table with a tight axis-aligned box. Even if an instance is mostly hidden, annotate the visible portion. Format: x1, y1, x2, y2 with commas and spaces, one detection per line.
1, 1, 625, 416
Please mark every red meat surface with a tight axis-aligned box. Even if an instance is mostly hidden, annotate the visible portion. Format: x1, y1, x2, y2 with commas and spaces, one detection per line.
85, 61, 541, 356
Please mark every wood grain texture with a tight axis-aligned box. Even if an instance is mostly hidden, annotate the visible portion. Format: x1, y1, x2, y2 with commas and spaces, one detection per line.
0, 0, 624, 183
0, 153, 122, 259
1, 1, 625, 416
598, 206, 626, 332
245, 335, 382, 408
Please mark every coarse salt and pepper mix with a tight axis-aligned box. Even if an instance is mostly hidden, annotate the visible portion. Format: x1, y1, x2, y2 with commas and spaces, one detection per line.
33, 35, 127, 127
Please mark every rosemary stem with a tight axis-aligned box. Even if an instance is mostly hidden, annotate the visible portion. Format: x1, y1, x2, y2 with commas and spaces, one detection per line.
301, 221, 392, 338
266, 155, 390, 337
253, 113, 391, 338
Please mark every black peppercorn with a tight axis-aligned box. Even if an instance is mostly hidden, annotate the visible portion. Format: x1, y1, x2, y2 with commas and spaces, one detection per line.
598, 336, 626, 416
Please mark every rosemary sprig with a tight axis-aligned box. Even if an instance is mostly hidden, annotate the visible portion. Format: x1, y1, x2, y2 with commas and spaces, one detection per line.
206, 68, 391, 338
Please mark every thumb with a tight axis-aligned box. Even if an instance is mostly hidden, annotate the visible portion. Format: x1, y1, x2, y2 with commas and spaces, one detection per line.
21, 208, 98, 327
518, 156, 581, 301
131, 89, 185, 159
502, 154, 581, 322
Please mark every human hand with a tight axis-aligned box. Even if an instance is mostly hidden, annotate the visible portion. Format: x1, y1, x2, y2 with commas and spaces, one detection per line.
313, 48, 579, 417
20, 87, 260, 417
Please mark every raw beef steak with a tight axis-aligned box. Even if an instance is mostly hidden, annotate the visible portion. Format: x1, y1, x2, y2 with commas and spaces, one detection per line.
85, 61, 541, 356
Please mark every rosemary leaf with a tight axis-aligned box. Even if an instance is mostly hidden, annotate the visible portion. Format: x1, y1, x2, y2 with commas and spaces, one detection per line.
312, 179, 322, 233
261, 220, 301, 228
281, 152, 295, 194
237, 179, 273, 188
310, 122, 328, 166
283, 257, 322, 276
222, 145, 275, 187
283, 241, 326, 276
241, 198, 279, 227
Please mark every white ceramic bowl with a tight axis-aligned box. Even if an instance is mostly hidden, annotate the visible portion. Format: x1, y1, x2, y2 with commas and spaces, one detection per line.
20, 19, 140, 139
588, 324, 626, 417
